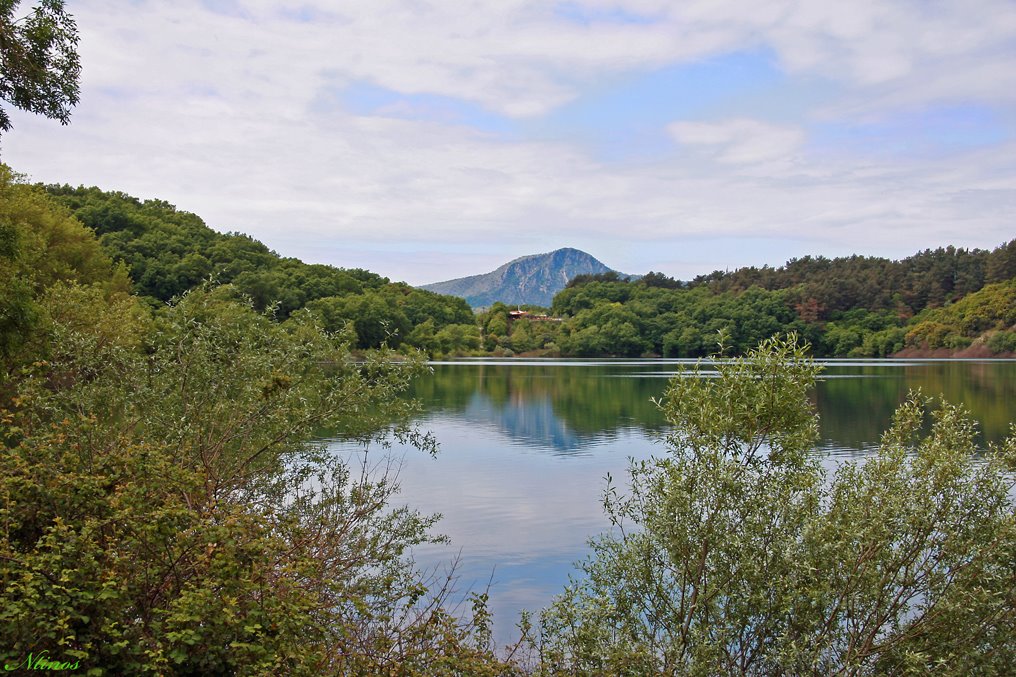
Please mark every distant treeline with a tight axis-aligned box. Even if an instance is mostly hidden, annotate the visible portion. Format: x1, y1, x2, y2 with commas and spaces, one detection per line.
477, 243, 1016, 358
36, 182, 1016, 359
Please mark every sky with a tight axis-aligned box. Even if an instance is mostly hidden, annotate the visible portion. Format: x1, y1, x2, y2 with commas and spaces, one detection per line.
4, 0, 1016, 285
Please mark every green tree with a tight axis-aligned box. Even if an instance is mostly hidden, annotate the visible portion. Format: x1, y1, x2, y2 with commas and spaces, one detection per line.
986, 239, 1016, 283
0, 165, 112, 363
0, 285, 511, 674
536, 335, 1015, 675
407, 317, 438, 353
0, 0, 81, 134
306, 291, 410, 349
434, 322, 481, 355
509, 320, 535, 353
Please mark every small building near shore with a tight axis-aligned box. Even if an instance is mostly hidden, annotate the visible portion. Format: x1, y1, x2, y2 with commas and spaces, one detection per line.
508, 309, 563, 322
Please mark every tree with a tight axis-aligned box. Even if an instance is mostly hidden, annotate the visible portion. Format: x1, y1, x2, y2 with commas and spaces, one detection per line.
434, 322, 481, 355
0, 165, 112, 363
638, 271, 683, 289
0, 0, 81, 134
1, 285, 511, 674
536, 335, 1015, 674
986, 239, 1016, 283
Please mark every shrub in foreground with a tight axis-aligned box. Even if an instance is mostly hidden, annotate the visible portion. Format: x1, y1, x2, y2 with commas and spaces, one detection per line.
0, 286, 508, 675
535, 335, 1015, 675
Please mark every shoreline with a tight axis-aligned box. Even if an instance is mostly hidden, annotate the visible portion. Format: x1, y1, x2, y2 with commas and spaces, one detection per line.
892, 345, 1016, 359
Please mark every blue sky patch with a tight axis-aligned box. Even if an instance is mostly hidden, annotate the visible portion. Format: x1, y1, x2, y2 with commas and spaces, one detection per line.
525, 50, 789, 160
277, 5, 345, 23
200, 0, 250, 19
812, 105, 1010, 157
552, 1, 659, 25
327, 49, 835, 164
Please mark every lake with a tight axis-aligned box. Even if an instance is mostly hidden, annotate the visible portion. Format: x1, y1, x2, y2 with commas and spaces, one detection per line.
324, 357, 1016, 643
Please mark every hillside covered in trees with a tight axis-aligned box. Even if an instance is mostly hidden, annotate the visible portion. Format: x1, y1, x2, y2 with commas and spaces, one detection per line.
40, 183, 482, 353
477, 243, 1016, 358
13, 178, 1015, 361
1, 165, 514, 672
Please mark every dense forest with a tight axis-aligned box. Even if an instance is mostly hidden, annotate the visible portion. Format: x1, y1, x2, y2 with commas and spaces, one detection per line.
478, 243, 1016, 358
16, 181, 1010, 360
0, 165, 511, 672
41, 183, 478, 352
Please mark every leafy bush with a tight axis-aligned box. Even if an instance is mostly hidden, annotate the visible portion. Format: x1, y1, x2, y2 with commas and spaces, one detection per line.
1, 286, 508, 674
534, 335, 1016, 675
987, 330, 1016, 354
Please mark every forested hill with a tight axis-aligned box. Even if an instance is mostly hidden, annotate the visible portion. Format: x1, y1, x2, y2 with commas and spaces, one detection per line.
689, 246, 1016, 314
471, 243, 1016, 359
44, 185, 380, 309
41, 184, 478, 351
30, 181, 1016, 360
420, 247, 622, 307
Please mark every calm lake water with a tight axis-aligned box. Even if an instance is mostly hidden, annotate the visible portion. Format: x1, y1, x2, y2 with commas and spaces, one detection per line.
324, 358, 1016, 642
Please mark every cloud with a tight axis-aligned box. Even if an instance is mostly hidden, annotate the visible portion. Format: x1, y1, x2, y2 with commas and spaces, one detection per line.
667, 118, 806, 164
66, 1, 1016, 120
3, 0, 1016, 284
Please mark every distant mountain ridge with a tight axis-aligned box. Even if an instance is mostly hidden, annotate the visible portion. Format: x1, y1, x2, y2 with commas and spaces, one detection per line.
421, 248, 622, 308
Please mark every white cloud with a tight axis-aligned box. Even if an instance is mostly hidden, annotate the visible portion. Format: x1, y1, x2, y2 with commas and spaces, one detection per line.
63, 1, 1016, 120
667, 119, 806, 165
3, 0, 1016, 283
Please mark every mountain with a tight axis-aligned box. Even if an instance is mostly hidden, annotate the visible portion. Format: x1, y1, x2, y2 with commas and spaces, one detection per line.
421, 247, 622, 308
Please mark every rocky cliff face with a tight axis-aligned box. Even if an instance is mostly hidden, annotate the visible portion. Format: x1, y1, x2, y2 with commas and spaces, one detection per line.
421, 248, 617, 307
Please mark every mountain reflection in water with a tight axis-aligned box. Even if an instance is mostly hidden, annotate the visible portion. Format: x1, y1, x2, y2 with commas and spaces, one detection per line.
463, 393, 586, 454
324, 358, 1016, 643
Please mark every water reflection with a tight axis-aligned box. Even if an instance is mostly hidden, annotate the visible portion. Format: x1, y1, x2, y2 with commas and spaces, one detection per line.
816, 359, 1016, 449
463, 392, 585, 453
413, 359, 1016, 452
410, 361, 670, 455
325, 358, 1016, 643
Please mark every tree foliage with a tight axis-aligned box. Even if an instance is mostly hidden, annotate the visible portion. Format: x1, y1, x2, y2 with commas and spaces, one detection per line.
36, 178, 1016, 359
904, 279, 1016, 352
0, 284, 512, 674
0, 0, 80, 134
41, 184, 476, 352
535, 240, 1016, 358
535, 335, 1016, 675
0, 174, 509, 673
687, 247, 992, 317
0, 165, 114, 362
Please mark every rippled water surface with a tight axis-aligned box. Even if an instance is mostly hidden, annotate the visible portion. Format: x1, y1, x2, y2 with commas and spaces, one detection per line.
325, 358, 1016, 641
